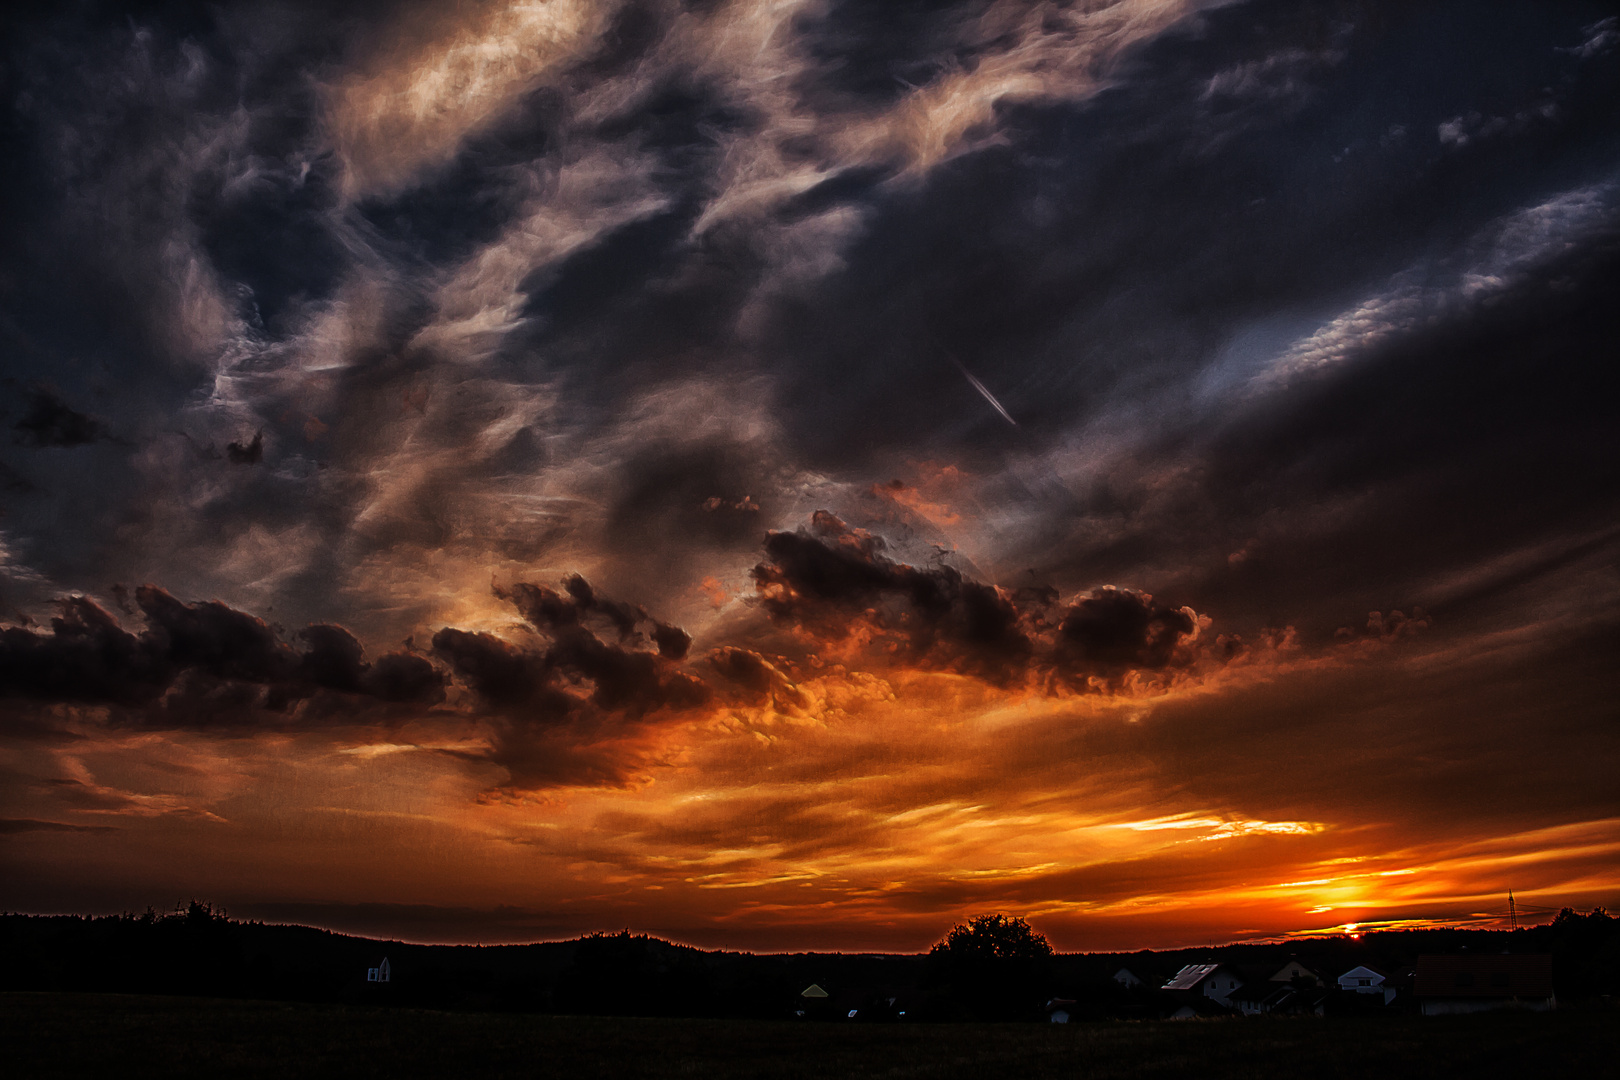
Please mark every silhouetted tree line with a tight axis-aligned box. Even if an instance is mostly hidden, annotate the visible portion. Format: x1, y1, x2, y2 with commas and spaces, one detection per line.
1, 906, 1613, 1020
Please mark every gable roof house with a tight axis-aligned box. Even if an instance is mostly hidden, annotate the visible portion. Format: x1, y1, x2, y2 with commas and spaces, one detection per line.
1338, 965, 1382, 991
1226, 982, 1286, 1016
366, 957, 391, 983
1269, 985, 1333, 1017
1162, 963, 1246, 1007
1112, 967, 1147, 990
794, 982, 831, 1019
1415, 954, 1555, 1016
1268, 959, 1322, 985
1166, 995, 1234, 1020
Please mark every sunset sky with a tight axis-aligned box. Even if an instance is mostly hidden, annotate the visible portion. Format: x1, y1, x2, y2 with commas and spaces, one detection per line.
1, 0, 1617, 953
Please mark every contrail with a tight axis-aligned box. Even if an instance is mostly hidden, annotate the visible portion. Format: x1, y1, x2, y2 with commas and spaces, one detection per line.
953, 358, 1018, 427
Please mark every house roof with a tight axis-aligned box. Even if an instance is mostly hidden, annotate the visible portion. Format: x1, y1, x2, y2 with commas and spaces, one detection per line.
1337, 965, 1385, 982
801, 983, 829, 998
1414, 954, 1553, 999
1167, 995, 1232, 1018
1269, 987, 1331, 1012
1268, 960, 1321, 981
1161, 963, 1229, 991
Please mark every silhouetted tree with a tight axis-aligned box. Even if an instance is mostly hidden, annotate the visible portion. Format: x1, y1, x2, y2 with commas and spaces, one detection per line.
1548, 907, 1618, 999
927, 914, 1054, 1020
932, 914, 1053, 961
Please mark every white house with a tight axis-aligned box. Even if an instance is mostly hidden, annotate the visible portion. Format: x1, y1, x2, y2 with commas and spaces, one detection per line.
1162, 963, 1245, 1007
1337, 964, 1398, 1004
1337, 965, 1384, 993
366, 957, 391, 983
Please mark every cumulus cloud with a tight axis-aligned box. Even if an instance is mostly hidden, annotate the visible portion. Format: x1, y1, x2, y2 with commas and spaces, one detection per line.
752, 511, 1205, 688
0, 588, 444, 723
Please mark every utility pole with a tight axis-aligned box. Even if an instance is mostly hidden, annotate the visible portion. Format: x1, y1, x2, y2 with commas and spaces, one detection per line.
1508, 889, 1518, 932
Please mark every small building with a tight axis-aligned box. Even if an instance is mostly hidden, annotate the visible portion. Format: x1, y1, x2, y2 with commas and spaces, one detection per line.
1337, 965, 1385, 994
1227, 982, 1288, 1016
1162, 963, 1246, 1007
794, 983, 831, 1019
1268, 959, 1321, 985
366, 957, 391, 983
1270, 986, 1331, 1017
1166, 996, 1232, 1020
1112, 967, 1148, 990
1415, 954, 1555, 1016
1046, 997, 1077, 1023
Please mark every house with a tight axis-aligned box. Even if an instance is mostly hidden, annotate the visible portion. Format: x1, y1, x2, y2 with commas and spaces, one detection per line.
1046, 997, 1077, 1023
1166, 996, 1232, 1020
1112, 967, 1148, 990
1336, 964, 1400, 1004
1337, 965, 1384, 994
1268, 959, 1321, 985
1414, 954, 1555, 1016
1226, 982, 1280, 1016
366, 957, 391, 983
794, 983, 831, 1019
1162, 963, 1246, 1007
1269, 986, 1332, 1017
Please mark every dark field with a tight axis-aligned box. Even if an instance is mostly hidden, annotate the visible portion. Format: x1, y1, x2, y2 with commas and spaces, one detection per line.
2, 994, 1614, 1079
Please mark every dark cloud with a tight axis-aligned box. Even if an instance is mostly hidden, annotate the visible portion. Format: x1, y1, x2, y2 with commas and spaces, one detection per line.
224, 430, 262, 465
431, 576, 710, 786
649, 621, 691, 661
0, 818, 119, 835
707, 646, 775, 696
1058, 588, 1198, 672
11, 389, 111, 448
753, 511, 1202, 687
0, 596, 172, 707
414, 576, 715, 789
429, 627, 561, 713
0, 589, 444, 723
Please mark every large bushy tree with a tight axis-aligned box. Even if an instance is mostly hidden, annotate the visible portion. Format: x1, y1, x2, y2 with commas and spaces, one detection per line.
927, 914, 1054, 1020
931, 914, 1053, 962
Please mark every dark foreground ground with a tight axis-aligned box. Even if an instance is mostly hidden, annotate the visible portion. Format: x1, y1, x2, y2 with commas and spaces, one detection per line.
2, 993, 1613, 1079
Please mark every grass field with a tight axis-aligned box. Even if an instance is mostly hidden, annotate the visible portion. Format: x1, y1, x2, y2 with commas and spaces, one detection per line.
2, 993, 1613, 1079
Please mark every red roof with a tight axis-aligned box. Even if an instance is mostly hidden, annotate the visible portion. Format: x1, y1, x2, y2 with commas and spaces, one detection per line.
1414, 954, 1553, 999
